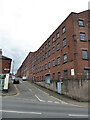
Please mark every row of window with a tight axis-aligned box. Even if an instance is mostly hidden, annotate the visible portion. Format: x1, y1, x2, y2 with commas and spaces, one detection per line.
34, 57, 60, 73
32, 49, 88, 69
34, 32, 87, 64
33, 69, 89, 81
32, 19, 89, 61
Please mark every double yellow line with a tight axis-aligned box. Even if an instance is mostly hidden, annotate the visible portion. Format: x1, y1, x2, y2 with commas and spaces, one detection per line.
36, 86, 88, 108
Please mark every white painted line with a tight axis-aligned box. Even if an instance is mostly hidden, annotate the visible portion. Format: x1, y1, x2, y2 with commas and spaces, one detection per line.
0, 110, 42, 115
54, 101, 60, 104
35, 95, 45, 102
48, 101, 53, 103
69, 114, 88, 117
35, 95, 42, 101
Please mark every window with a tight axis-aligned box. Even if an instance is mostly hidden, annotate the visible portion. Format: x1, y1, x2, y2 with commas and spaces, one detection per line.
84, 69, 89, 79
42, 65, 44, 71
43, 47, 44, 51
63, 38, 66, 47
48, 50, 50, 56
57, 32, 59, 39
78, 20, 84, 26
45, 52, 47, 58
88, 21, 90, 27
40, 57, 41, 62
64, 54, 67, 63
64, 70, 68, 79
48, 41, 50, 46
57, 43, 60, 51
45, 44, 47, 49
48, 62, 50, 69
52, 37, 54, 42
38, 67, 39, 72
58, 72, 61, 80
40, 66, 41, 72
42, 55, 44, 60
62, 27, 65, 34
42, 76, 44, 81
45, 64, 47, 70
80, 32, 86, 41
52, 47, 54, 54
82, 50, 88, 60
52, 60, 55, 67
57, 57, 60, 65
52, 73, 55, 80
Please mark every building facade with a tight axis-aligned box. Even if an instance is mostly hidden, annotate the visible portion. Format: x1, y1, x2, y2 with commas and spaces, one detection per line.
0, 49, 12, 74
16, 10, 90, 82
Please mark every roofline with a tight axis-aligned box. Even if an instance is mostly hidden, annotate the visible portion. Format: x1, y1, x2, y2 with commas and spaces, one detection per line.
35, 10, 89, 53
2, 55, 12, 61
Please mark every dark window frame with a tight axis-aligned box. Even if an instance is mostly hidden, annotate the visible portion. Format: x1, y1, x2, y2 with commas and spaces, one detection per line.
78, 19, 84, 26
62, 27, 65, 34
56, 32, 59, 39
80, 32, 86, 41
63, 38, 66, 47
82, 50, 88, 60
64, 54, 67, 63
57, 43, 60, 51
57, 57, 60, 65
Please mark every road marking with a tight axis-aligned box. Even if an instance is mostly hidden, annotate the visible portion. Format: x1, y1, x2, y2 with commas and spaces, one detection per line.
47, 101, 52, 103
14, 85, 20, 97
68, 114, 88, 117
54, 101, 60, 104
35, 95, 45, 102
34, 85, 88, 108
0, 110, 42, 115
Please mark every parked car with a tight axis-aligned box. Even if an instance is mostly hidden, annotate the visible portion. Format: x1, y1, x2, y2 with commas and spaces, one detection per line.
12, 76, 15, 81
13, 78, 19, 84
22, 76, 27, 81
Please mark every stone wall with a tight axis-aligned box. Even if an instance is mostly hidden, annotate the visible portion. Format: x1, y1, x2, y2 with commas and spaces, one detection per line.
35, 79, 89, 102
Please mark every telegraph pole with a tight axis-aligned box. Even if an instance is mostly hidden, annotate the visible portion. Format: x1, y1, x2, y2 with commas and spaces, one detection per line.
12, 60, 14, 75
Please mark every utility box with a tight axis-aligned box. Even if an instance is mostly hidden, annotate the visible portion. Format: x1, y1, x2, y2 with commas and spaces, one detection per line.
0, 74, 9, 91
0, 74, 6, 91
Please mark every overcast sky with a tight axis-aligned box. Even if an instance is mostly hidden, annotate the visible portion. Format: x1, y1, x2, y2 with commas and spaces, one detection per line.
0, 0, 89, 74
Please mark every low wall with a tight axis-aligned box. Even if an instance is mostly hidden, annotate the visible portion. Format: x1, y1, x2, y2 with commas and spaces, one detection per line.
35, 79, 89, 102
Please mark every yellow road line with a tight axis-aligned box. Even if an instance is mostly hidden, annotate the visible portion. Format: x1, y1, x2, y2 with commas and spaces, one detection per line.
2, 84, 20, 98
35, 85, 88, 108
13, 84, 20, 97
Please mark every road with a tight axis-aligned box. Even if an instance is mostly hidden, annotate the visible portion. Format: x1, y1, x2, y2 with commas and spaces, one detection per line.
1, 79, 88, 119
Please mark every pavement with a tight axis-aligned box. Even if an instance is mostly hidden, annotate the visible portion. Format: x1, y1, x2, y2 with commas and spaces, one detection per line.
0, 82, 17, 96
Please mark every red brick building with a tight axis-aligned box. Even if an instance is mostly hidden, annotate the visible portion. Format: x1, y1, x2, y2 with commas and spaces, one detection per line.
0, 49, 12, 74
16, 10, 90, 82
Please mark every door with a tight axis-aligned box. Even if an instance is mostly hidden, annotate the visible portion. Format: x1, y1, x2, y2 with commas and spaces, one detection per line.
57, 82, 61, 94
46, 74, 50, 84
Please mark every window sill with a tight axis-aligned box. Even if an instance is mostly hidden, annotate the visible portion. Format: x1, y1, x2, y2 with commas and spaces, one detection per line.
63, 45, 66, 48
82, 58, 88, 60
63, 61, 67, 64
80, 40, 87, 42
79, 25, 85, 27
62, 31, 66, 35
